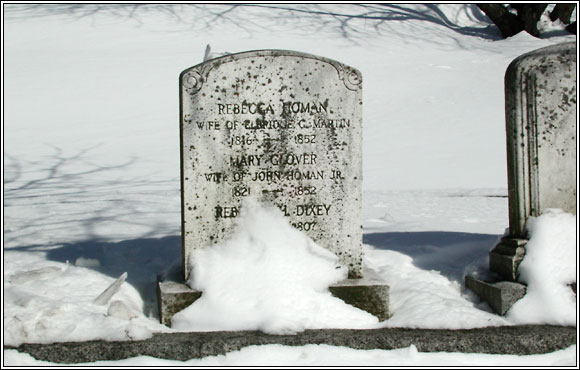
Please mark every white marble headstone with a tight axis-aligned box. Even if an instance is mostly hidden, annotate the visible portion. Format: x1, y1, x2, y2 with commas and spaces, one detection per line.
505, 42, 577, 237
180, 50, 363, 279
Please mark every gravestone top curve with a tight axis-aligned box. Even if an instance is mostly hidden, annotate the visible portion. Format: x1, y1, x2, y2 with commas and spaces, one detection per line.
180, 49, 362, 94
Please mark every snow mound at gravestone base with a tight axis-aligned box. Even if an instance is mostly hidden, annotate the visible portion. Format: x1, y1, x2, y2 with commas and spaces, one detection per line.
171, 198, 379, 334
507, 209, 577, 325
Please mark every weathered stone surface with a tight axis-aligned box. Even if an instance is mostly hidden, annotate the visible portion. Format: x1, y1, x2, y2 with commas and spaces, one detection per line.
180, 50, 363, 280
465, 275, 527, 315
504, 42, 577, 238
329, 268, 390, 321
7, 326, 576, 363
157, 281, 202, 326
489, 237, 527, 281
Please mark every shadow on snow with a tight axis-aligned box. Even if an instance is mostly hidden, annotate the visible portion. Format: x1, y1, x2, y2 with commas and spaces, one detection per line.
7, 231, 501, 318
12, 236, 183, 317
363, 231, 501, 283
3, 3, 502, 44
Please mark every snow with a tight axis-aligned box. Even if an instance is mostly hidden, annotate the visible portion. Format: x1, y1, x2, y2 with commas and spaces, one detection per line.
2, 3, 577, 366
172, 198, 378, 333
507, 210, 577, 326
3, 344, 578, 367
3, 255, 164, 346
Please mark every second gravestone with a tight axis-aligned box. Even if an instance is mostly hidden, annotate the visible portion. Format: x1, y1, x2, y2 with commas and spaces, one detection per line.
466, 42, 576, 315
491, 41, 577, 282
158, 50, 390, 326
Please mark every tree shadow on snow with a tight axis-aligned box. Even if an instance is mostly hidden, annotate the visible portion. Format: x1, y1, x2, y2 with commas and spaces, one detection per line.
57, 236, 182, 316
4, 147, 182, 318
13, 236, 182, 318
3, 3, 502, 44
363, 231, 501, 283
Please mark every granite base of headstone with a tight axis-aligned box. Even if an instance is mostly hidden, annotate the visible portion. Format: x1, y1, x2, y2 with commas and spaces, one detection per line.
157, 280, 201, 327
466, 41, 577, 315
465, 276, 527, 316
488, 237, 527, 282
158, 269, 391, 327
329, 268, 391, 321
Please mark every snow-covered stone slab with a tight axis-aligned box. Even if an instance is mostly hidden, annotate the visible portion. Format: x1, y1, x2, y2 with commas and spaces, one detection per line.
179, 50, 363, 279
504, 42, 577, 238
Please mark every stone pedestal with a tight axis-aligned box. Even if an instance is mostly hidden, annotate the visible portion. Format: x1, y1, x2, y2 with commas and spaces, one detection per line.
466, 235, 528, 315
465, 275, 526, 316
158, 269, 390, 326
489, 237, 527, 281
157, 280, 202, 327
329, 268, 391, 321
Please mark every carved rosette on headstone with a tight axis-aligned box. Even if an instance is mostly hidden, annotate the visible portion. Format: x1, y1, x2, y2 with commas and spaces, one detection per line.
180, 50, 363, 280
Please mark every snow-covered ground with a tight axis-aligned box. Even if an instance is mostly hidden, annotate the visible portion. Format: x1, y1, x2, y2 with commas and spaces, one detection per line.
2, 3, 577, 366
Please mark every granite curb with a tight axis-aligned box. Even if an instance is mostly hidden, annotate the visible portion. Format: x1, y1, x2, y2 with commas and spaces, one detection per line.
6, 325, 577, 364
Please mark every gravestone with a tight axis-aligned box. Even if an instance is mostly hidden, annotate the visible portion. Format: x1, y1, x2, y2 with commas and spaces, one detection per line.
504, 42, 577, 238
467, 42, 577, 314
158, 50, 390, 326
491, 42, 577, 281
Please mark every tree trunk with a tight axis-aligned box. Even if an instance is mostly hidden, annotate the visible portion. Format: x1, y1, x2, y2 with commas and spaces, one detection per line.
511, 4, 548, 37
477, 4, 523, 38
550, 3, 576, 24
566, 21, 577, 35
